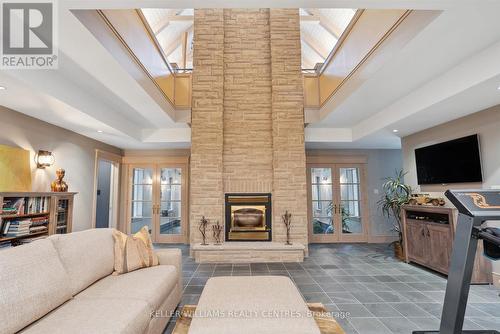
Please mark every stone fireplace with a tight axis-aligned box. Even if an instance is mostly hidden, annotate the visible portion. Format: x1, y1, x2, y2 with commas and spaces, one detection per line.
225, 194, 272, 241
189, 9, 308, 259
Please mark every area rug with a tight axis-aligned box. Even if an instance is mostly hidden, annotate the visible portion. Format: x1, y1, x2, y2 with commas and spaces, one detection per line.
172, 302, 345, 334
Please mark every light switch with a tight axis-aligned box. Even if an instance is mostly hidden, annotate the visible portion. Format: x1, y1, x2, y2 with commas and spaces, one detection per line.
374, 189, 379, 194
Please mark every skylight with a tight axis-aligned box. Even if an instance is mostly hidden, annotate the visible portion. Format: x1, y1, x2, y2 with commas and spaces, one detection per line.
140, 9, 194, 72
300, 9, 357, 71
139, 8, 357, 73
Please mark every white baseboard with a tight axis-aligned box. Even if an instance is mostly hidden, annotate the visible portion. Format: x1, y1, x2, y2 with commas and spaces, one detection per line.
493, 272, 500, 288
368, 235, 398, 243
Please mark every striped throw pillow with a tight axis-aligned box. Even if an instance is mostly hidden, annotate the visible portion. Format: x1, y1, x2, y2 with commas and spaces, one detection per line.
112, 226, 159, 275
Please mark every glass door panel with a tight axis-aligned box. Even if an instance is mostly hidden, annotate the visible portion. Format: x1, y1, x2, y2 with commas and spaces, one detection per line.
159, 168, 182, 236
339, 167, 363, 234
130, 167, 154, 234
56, 198, 69, 234
310, 167, 335, 235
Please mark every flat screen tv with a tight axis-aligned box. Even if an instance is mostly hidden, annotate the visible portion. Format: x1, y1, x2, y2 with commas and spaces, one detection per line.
415, 134, 482, 185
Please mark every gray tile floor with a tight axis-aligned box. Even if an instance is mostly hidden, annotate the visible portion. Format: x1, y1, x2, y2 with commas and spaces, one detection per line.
157, 243, 500, 334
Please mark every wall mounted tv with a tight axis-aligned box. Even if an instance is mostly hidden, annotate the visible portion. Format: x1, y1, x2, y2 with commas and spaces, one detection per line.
415, 134, 482, 185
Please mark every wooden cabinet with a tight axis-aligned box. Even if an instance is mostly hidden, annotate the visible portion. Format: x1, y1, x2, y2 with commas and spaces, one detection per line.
427, 223, 453, 273
406, 221, 427, 264
402, 205, 492, 284
406, 220, 452, 273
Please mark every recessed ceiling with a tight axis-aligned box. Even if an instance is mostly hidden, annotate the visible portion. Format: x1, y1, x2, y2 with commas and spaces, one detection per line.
1, 1, 500, 150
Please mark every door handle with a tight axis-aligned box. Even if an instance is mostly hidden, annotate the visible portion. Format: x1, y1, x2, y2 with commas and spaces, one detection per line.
427, 228, 430, 237
421, 228, 425, 237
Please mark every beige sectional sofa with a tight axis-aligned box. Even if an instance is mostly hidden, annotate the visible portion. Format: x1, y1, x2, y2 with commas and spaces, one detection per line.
0, 228, 182, 334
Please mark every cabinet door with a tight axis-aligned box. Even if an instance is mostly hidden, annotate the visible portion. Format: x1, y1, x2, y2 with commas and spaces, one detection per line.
406, 221, 427, 264
427, 224, 452, 273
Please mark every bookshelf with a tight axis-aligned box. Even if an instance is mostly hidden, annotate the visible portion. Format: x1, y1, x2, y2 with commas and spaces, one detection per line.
0, 192, 76, 246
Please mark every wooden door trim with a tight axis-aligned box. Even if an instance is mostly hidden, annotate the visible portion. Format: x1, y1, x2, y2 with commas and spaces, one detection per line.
307, 161, 369, 243
122, 155, 189, 164
306, 155, 368, 164
92, 149, 122, 229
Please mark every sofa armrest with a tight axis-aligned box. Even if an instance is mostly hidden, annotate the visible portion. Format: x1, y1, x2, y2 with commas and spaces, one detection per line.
156, 249, 183, 295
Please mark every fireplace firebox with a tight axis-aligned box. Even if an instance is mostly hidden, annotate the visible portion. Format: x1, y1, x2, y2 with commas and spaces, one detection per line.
225, 193, 272, 241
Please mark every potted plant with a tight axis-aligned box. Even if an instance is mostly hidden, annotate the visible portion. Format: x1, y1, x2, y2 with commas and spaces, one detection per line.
378, 169, 412, 260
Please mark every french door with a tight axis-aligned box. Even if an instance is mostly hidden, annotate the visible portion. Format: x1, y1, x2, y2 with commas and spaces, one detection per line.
308, 163, 368, 243
127, 164, 187, 243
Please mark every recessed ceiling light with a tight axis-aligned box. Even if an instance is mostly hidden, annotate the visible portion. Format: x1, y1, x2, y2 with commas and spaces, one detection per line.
97, 130, 103, 133
393, 129, 399, 133
0, 86, 6, 90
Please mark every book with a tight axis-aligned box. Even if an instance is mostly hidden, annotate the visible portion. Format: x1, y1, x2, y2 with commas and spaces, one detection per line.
2, 198, 25, 215
1, 221, 11, 236
6, 220, 31, 237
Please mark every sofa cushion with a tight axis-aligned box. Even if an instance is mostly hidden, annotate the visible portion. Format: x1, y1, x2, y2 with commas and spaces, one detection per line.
76, 265, 178, 310
49, 228, 114, 295
0, 239, 72, 334
20, 297, 151, 334
112, 226, 159, 275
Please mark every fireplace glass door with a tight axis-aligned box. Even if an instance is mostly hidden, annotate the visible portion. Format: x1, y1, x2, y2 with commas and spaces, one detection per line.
308, 163, 367, 243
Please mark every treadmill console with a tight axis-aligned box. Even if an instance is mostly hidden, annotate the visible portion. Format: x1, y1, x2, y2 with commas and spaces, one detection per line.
445, 189, 500, 220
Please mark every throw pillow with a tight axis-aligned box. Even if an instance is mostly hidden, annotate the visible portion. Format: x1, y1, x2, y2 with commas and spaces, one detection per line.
112, 226, 159, 275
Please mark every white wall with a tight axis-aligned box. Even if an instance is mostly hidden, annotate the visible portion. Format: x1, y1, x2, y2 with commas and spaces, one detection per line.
0, 106, 122, 231
401, 105, 500, 279
307, 149, 403, 240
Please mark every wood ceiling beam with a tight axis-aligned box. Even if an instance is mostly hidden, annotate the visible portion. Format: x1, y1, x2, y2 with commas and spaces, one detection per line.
182, 31, 188, 69
301, 40, 324, 69
162, 35, 183, 57
317, 15, 342, 39
300, 9, 342, 39
301, 31, 329, 59
154, 15, 193, 35
161, 25, 193, 65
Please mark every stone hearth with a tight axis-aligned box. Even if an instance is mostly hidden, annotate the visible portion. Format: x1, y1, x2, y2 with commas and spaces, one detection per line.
191, 242, 305, 263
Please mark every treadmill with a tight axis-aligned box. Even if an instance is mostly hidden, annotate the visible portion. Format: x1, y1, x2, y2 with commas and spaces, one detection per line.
414, 189, 500, 334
